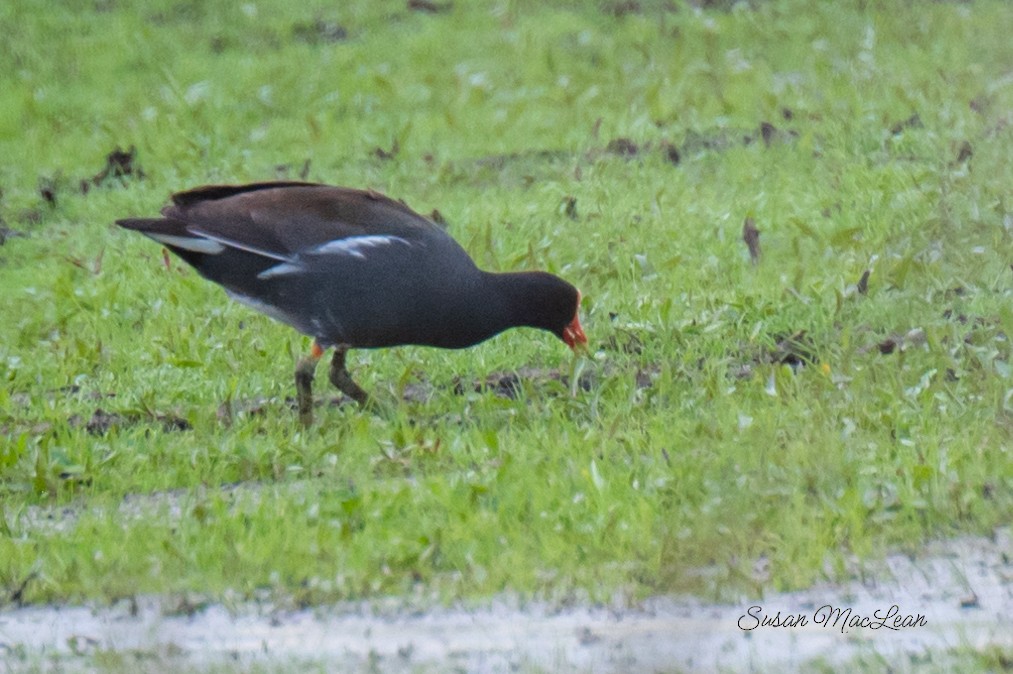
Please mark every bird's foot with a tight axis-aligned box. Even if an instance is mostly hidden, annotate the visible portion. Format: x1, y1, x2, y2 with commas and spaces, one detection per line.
329, 346, 370, 407
295, 343, 323, 426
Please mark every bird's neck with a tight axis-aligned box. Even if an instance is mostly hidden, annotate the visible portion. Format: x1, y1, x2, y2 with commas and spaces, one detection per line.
412, 270, 569, 349
481, 271, 544, 328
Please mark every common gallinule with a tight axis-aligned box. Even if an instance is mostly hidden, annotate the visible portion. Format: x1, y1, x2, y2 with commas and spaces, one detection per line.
117, 182, 587, 424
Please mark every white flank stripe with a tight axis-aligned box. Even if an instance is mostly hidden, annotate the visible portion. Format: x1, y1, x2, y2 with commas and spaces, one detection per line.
149, 234, 225, 254
257, 262, 304, 280
311, 235, 408, 260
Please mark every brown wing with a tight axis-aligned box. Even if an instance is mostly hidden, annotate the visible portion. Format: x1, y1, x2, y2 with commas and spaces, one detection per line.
161, 182, 445, 259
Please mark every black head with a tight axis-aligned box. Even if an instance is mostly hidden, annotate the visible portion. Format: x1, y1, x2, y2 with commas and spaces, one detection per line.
497, 271, 587, 350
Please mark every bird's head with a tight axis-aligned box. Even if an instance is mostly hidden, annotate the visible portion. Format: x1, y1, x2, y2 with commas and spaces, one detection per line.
560, 290, 588, 353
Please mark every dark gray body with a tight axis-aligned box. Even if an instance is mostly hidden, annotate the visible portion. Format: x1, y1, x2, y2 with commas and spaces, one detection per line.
117, 182, 580, 350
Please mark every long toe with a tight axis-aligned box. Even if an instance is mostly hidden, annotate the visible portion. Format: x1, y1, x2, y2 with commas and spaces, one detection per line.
329, 348, 370, 406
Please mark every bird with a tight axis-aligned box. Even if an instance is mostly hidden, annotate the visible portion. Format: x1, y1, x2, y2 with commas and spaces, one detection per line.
117, 181, 588, 425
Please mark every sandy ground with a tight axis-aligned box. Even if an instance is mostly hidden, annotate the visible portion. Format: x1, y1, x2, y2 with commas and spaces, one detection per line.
1, 527, 1009, 673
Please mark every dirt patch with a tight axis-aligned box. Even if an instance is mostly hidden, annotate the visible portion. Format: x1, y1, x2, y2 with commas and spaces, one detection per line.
867, 328, 927, 356
407, 0, 452, 13
79, 146, 145, 193
0, 219, 24, 246
291, 18, 348, 44
601, 122, 798, 163
890, 113, 923, 135
471, 149, 572, 170
372, 138, 400, 160
1, 367, 610, 435
456, 366, 595, 399
605, 137, 640, 157
252, 367, 602, 413
3, 387, 191, 438
456, 119, 799, 182
600, 325, 644, 355
20, 147, 145, 219
676, 121, 798, 157
0, 530, 1008, 672
730, 329, 819, 380
73, 408, 191, 434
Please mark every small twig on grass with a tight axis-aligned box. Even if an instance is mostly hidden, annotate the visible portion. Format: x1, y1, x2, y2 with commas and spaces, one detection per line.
857, 269, 870, 295
742, 217, 761, 264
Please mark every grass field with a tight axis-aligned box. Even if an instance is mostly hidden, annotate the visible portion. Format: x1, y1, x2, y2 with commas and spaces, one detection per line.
1, 0, 1011, 623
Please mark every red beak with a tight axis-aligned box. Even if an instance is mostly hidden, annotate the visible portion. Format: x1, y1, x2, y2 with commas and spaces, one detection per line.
562, 293, 588, 352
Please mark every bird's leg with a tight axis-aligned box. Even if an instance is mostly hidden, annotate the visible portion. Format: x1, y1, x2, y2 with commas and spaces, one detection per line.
328, 345, 369, 406
295, 341, 324, 426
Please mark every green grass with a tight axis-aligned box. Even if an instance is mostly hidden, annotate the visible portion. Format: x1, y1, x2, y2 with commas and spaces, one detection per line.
1, 0, 1011, 608
7, 642, 1013, 674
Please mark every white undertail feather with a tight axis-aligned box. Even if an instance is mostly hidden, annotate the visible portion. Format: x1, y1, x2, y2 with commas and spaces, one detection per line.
192, 229, 293, 262
148, 234, 225, 254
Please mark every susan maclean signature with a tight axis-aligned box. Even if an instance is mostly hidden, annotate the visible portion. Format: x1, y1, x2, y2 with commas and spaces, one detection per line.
738, 604, 927, 634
